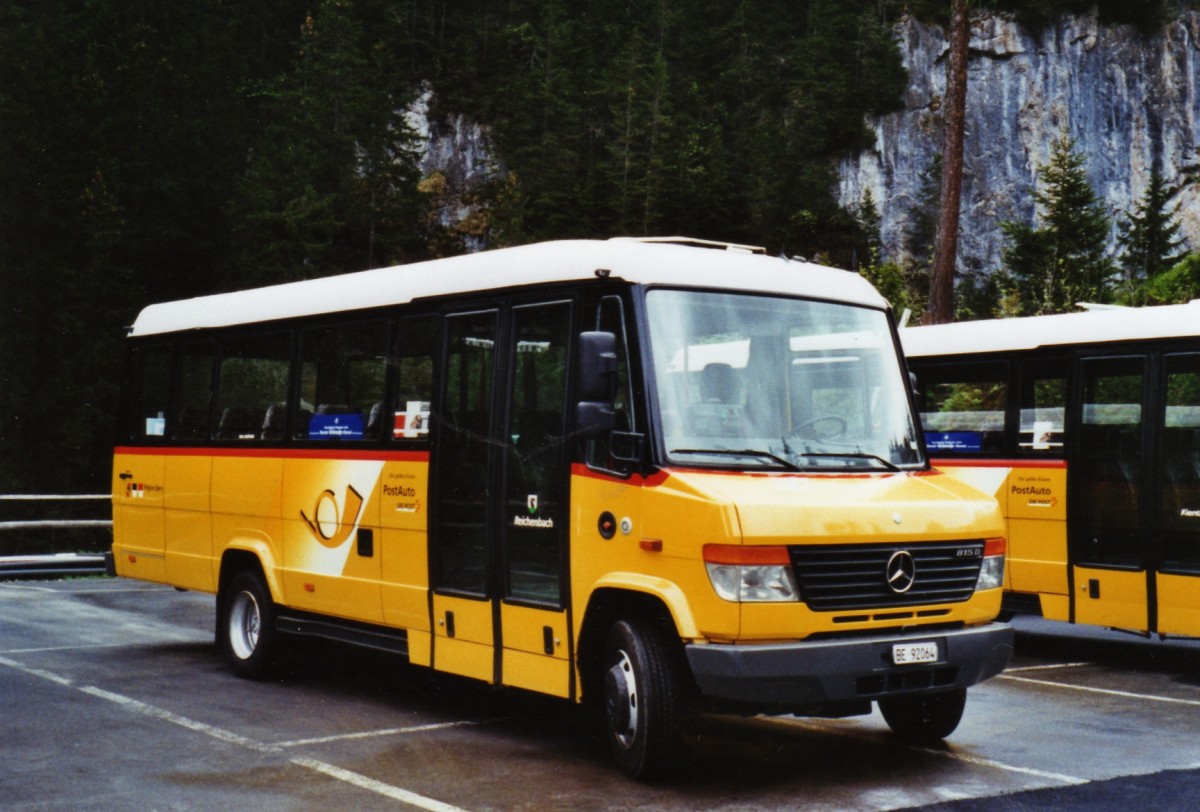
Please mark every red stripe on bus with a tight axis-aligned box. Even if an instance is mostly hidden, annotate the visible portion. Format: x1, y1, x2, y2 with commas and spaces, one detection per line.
570, 463, 930, 485
114, 446, 430, 463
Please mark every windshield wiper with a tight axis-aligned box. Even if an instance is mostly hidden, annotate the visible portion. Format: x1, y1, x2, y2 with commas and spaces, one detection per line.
784, 449, 901, 472
779, 436, 902, 472
670, 448, 802, 471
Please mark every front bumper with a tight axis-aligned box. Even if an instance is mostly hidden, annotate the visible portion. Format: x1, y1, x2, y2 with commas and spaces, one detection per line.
685, 622, 1013, 708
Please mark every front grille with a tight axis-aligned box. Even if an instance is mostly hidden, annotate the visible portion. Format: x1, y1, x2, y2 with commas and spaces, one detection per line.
789, 541, 984, 611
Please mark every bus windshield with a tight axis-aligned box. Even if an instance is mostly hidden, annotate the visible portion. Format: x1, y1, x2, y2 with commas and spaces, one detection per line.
646, 289, 923, 471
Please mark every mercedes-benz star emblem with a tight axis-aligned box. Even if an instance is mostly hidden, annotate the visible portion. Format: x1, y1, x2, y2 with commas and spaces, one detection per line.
886, 550, 917, 594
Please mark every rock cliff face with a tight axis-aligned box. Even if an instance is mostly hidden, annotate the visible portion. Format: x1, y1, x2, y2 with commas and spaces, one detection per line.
406, 84, 503, 252
838, 11, 1200, 276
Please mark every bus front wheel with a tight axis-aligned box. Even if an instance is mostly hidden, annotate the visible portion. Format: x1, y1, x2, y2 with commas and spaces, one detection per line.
602, 618, 683, 779
219, 570, 278, 680
879, 688, 967, 744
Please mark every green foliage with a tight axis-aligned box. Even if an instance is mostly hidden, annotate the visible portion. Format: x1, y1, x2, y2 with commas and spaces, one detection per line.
9, 0, 1196, 498
229, 0, 426, 288
929, 381, 1006, 415
0, 0, 911, 494
416, 0, 910, 261
856, 189, 927, 319
954, 271, 1004, 320
1140, 254, 1200, 304
1000, 135, 1115, 315
1115, 168, 1187, 303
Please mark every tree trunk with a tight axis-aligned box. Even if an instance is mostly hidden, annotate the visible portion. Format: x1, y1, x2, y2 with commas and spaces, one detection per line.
927, 0, 969, 324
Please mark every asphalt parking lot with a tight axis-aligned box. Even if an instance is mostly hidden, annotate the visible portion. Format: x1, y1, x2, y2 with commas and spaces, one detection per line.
4, 577, 1200, 811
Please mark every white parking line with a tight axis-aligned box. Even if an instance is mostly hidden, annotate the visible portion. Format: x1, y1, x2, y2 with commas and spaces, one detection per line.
775, 716, 1087, 785
293, 757, 471, 812
79, 683, 280, 753
2, 642, 143, 655
998, 673, 1200, 707
0, 654, 475, 811
912, 746, 1087, 785
0, 654, 75, 687
276, 719, 490, 748
1004, 662, 1091, 673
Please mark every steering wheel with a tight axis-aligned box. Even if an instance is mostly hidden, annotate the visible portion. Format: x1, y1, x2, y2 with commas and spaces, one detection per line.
791, 414, 847, 440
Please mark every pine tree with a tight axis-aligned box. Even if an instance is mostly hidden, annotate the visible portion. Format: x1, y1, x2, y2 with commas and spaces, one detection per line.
231, 0, 424, 287
1117, 168, 1187, 303
1001, 135, 1115, 315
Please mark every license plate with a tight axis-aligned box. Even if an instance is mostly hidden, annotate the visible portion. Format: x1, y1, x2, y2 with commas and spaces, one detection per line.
892, 641, 938, 665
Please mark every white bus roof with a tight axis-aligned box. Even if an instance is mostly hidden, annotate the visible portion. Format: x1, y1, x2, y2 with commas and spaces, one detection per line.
901, 300, 1200, 359
128, 238, 886, 337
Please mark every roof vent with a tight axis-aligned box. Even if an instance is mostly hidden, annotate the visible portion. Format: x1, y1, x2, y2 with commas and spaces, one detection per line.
613, 236, 767, 255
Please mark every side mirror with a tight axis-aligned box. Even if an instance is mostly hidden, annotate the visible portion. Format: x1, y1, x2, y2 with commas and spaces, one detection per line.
578, 331, 617, 401
576, 331, 618, 435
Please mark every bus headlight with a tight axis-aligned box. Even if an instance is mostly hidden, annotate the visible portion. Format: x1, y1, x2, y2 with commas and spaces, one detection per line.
975, 537, 1006, 592
703, 545, 798, 602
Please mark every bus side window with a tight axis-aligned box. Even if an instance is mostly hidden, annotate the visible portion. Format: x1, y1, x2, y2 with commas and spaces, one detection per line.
393, 317, 436, 441
919, 362, 1008, 454
584, 296, 635, 473
174, 341, 215, 442
296, 321, 389, 441
215, 333, 292, 442
1018, 360, 1067, 453
133, 345, 172, 440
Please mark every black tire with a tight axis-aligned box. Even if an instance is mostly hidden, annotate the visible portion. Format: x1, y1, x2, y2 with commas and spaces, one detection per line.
601, 618, 684, 779
879, 688, 967, 744
218, 570, 278, 680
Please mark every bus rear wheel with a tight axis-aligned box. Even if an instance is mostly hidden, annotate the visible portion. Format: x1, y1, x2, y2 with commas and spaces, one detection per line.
219, 570, 278, 680
601, 618, 683, 779
879, 688, 967, 744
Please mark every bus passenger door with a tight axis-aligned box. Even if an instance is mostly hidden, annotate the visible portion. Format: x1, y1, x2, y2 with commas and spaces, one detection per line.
1070, 356, 1150, 630
497, 302, 572, 697
431, 311, 500, 683
1154, 354, 1200, 636
429, 304, 573, 697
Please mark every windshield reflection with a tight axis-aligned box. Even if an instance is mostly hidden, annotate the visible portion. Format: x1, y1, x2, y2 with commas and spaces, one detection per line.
646, 289, 923, 471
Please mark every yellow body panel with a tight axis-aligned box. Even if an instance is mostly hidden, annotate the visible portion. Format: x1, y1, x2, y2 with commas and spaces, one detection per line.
116, 447, 1005, 699
113, 449, 435, 615
1156, 573, 1200, 636
378, 461, 431, 631
432, 593, 494, 682
570, 466, 1005, 649
280, 457, 383, 623
112, 453, 166, 582
1073, 565, 1147, 630
936, 463, 1070, 599
500, 604, 570, 697
164, 454, 213, 591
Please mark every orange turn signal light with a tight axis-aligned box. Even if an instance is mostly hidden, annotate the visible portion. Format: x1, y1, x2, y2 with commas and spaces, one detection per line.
702, 544, 790, 565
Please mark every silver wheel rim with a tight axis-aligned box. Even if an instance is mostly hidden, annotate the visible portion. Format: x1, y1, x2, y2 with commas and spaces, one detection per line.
228, 590, 260, 661
605, 650, 639, 751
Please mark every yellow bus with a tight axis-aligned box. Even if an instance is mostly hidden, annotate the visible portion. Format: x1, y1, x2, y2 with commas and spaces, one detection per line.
112, 237, 1011, 777
903, 302, 1200, 640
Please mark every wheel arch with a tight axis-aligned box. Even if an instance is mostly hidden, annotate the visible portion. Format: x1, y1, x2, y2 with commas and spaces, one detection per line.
218, 542, 282, 604
577, 586, 693, 706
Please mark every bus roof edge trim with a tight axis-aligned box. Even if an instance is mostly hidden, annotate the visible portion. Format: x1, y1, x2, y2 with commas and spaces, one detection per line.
901, 299, 1200, 358
129, 238, 885, 337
